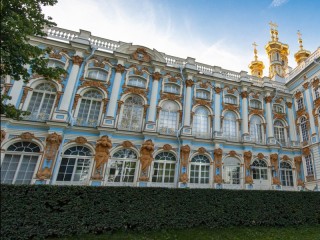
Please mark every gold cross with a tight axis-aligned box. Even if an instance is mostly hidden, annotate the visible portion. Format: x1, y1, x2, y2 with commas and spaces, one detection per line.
269, 21, 278, 30
297, 30, 302, 39
252, 42, 258, 48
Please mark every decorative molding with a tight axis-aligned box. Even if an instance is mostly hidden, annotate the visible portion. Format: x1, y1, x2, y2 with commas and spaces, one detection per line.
93, 61, 105, 68
186, 79, 194, 87
264, 96, 273, 103
215, 87, 222, 94
180, 173, 188, 183
296, 108, 307, 119
78, 80, 108, 93
223, 102, 239, 112
161, 93, 181, 102
257, 153, 265, 160
273, 112, 286, 120
275, 97, 283, 103
214, 148, 223, 169
162, 144, 173, 151
195, 99, 211, 108
18, 132, 39, 141
302, 147, 310, 156
1, 130, 6, 143
117, 100, 124, 114
72, 94, 81, 110
73, 136, 88, 145
72, 55, 84, 65
270, 153, 278, 170
123, 87, 147, 97
240, 91, 248, 99
54, 91, 63, 108
199, 82, 209, 89
228, 150, 237, 157
20, 87, 32, 104
180, 145, 191, 167
198, 147, 206, 154
294, 156, 302, 173
302, 82, 309, 90
282, 155, 290, 161
121, 140, 134, 148
132, 48, 151, 62
115, 64, 125, 73
294, 91, 302, 99
143, 104, 149, 118
286, 102, 292, 108
139, 139, 155, 181
312, 77, 319, 89
244, 151, 252, 170
49, 52, 62, 59
92, 136, 112, 180
249, 108, 263, 116
152, 72, 162, 81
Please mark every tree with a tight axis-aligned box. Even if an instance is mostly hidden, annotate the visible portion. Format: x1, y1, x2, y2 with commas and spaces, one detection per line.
1, 0, 66, 119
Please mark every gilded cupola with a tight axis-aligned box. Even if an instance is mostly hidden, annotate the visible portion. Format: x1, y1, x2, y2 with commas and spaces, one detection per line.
248, 42, 264, 78
294, 30, 311, 65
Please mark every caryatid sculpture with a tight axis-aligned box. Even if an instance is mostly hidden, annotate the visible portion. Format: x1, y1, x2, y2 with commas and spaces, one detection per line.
92, 136, 112, 180
214, 148, 223, 183
139, 139, 155, 181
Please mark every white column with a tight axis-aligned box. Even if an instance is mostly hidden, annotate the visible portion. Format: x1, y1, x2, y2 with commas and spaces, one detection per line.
241, 90, 249, 135
183, 80, 193, 126
265, 95, 274, 138
214, 86, 222, 132
303, 85, 317, 135
106, 63, 125, 118
147, 72, 161, 122
59, 54, 83, 111
7, 80, 24, 107
286, 102, 297, 141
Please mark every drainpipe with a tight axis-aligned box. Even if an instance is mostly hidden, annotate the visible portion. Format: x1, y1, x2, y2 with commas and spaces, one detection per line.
174, 66, 186, 188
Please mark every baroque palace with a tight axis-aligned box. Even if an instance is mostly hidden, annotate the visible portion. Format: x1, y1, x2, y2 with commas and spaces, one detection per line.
1, 23, 320, 191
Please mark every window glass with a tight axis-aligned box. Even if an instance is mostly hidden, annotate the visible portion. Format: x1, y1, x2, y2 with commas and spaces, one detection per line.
128, 77, 146, 88
273, 104, 284, 113
190, 155, 210, 184
193, 107, 209, 136
252, 160, 268, 180
118, 95, 144, 131
223, 112, 237, 137
250, 116, 263, 143
305, 155, 314, 176
300, 117, 309, 142
196, 90, 209, 99
224, 157, 240, 184
152, 152, 176, 183
224, 95, 237, 105
250, 100, 262, 109
158, 101, 179, 135
87, 69, 107, 81
164, 84, 179, 94
274, 120, 286, 144
280, 162, 293, 186
297, 98, 304, 110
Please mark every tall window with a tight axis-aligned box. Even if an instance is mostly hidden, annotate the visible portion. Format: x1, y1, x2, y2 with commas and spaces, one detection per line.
193, 107, 209, 137
106, 149, 138, 183
196, 90, 209, 99
164, 84, 179, 94
250, 100, 262, 109
223, 112, 237, 138
315, 87, 320, 99
152, 152, 176, 183
252, 160, 268, 180
190, 155, 210, 184
128, 77, 146, 88
76, 90, 103, 127
300, 117, 309, 142
56, 146, 92, 184
223, 157, 240, 184
158, 101, 179, 135
280, 162, 293, 186
273, 104, 284, 113
118, 95, 144, 131
87, 69, 107, 81
1, 142, 40, 184
297, 98, 304, 110
250, 116, 263, 143
224, 95, 237, 105
274, 120, 286, 145
25, 83, 56, 121
305, 155, 314, 176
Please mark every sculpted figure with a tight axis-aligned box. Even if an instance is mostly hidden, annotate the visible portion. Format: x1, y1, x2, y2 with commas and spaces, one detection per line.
180, 145, 191, 167
272, 177, 281, 185
93, 136, 112, 179
214, 174, 222, 184
270, 153, 279, 171
244, 151, 252, 170
179, 173, 188, 183
245, 175, 253, 184
214, 148, 223, 168
140, 139, 155, 171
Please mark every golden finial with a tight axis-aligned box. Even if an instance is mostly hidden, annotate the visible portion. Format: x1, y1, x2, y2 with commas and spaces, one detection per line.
252, 42, 258, 61
269, 21, 278, 41
297, 30, 303, 50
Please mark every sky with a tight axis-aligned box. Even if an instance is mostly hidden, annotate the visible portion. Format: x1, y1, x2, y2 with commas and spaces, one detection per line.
42, 0, 320, 75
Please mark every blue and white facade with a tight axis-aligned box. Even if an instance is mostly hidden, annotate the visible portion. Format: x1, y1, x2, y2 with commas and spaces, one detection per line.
1, 26, 319, 191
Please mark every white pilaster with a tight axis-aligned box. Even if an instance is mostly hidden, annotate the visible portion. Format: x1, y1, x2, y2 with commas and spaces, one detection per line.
183, 79, 193, 126
7, 80, 24, 107
286, 101, 297, 141
304, 85, 317, 136
241, 90, 249, 135
214, 86, 222, 132
106, 61, 125, 118
147, 71, 161, 122
265, 94, 274, 138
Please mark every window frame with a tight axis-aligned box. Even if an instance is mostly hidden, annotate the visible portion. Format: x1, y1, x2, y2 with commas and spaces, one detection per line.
189, 155, 211, 184
151, 152, 176, 183
223, 157, 241, 185
224, 94, 237, 105
279, 162, 294, 187
158, 100, 179, 135
163, 83, 180, 95
86, 68, 108, 81
127, 76, 147, 88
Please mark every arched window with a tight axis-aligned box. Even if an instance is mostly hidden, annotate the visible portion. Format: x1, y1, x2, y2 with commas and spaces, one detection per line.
250, 115, 263, 143
223, 157, 240, 184
87, 69, 107, 81
106, 149, 138, 183
25, 83, 56, 121
1, 142, 41, 184
196, 90, 210, 99
48, 59, 64, 69
223, 112, 237, 138
193, 107, 209, 137
250, 100, 262, 109
251, 159, 268, 180
164, 84, 179, 94
56, 146, 92, 184
224, 95, 237, 105
128, 77, 146, 88
76, 90, 103, 127
280, 162, 293, 186
297, 98, 304, 110
190, 155, 210, 184
274, 120, 286, 144
273, 104, 284, 113
158, 101, 179, 135
152, 152, 176, 183
118, 95, 144, 131
300, 117, 309, 142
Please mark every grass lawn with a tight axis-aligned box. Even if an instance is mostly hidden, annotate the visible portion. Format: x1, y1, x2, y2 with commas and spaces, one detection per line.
53, 225, 320, 240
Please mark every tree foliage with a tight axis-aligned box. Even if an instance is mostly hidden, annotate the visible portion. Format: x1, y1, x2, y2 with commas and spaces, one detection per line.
1, 0, 66, 119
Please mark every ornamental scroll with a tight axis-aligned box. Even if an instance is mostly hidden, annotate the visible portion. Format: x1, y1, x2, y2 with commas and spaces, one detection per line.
139, 139, 155, 181
92, 136, 112, 180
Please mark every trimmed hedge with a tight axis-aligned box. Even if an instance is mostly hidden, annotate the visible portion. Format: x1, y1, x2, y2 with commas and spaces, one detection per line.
1, 185, 320, 240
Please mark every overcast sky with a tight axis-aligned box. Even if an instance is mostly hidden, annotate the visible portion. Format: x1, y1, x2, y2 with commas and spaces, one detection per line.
43, 0, 320, 75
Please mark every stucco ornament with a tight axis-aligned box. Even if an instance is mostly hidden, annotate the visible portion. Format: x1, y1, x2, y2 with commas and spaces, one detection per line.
121, 140, 134, 148
272, 176, 281, 185
245, 175, 254, 184
214, 148, 223, 168
270, 153, 279, 171
37, 133, 62, 180
74, 136, 87, 144
140, 139, 155, 172
180, 145, 191, 167
244, 151, 252, 170
214, 174, 222, 184
198, 147, 206, 154
163, 144, 173, 151
92, 136, 112, 180
180, 173, 188, 183
294, 156, 302, 173
20, 132, 36, 140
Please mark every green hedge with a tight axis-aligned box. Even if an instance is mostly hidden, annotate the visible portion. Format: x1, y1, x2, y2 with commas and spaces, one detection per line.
1, 185, 320, 240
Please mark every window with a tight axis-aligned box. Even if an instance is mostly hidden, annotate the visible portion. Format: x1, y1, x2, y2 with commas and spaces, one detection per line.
279, 162, 293, 187
274, 120, 286, 145
273, 104, 284, 113
297, 98, 304, 110
250, 116, 263, 143
76, 90, 103, 127
224, 95, 237, 105
315, 87, 320, 99
190, 155, 210, 184
106, 149, 138, 183
300, 117, 309, 142
223, 112, 237, 138
193, 107, 209, 137
250, 100, 262, 109
25, 83, 56, 121
128, 77, 146, 88
164, 84, 179, 94
305, 155, 314, 176
56, 146, 92, 184
223, 157, 240, 184
196, 90, 209, 99
87, 69, 107, 81
252, 160, 268, 180
152, 152, 176, 183
48, 60, 64, 69
158, 101, 179, 135
118, 95, 144, 131
1, 142, 40, 184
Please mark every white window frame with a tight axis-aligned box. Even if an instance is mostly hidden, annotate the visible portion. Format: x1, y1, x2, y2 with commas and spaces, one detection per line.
151, 152, 176, 184
158, 101, 179, 135
279, 162, 294, 187
250, 99, 262, 109
223, 157, 241, 185
163, 83, 180, 94
297, 98, 304, 110
224, 94, 237, 105
251, 160, 268, 180
127, 77, 147, 88
274, 120, 287, 145
300, 117, 309, 142
196, 89, 210, 100
48, 59, 65, 69
87, 69, 108, 81
223, 111, 238, 139
189, 155, 211, 185
273, 104, 284, 113
250, 115, 264, 143
193, 107, 210, 138
305, 155, 314, 176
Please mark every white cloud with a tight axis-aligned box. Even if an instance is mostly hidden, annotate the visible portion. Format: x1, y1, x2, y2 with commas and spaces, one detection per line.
270, 0, 289, 7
